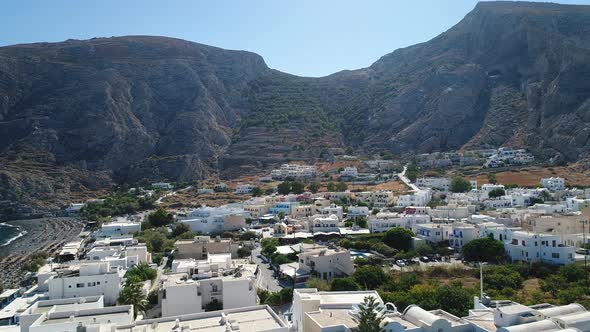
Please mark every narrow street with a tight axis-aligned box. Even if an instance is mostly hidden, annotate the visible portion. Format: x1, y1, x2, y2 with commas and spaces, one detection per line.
251, 247, 283, 292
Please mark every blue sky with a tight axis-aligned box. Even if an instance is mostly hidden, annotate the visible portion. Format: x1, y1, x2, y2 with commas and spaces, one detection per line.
2, 0, 589, 77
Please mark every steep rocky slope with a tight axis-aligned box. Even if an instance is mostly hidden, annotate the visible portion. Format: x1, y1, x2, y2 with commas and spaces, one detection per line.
0, 36, 270, 216
2, 1, 590, 216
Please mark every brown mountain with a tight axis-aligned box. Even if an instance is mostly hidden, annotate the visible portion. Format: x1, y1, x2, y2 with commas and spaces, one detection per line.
1, 1, 590, 217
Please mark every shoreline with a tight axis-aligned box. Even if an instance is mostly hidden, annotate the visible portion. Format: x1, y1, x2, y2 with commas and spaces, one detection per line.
0, 217, 84, 288
0, 222, 27, 247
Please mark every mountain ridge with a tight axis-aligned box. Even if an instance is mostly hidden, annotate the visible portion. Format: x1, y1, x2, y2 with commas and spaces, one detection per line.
2, 1, 590, 218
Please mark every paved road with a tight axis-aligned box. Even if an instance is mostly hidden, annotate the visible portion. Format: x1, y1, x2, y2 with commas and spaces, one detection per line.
398, 165, 420, 192
252, 247, 283, 292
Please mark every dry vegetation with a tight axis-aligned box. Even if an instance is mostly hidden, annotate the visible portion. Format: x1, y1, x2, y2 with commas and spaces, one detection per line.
464, 166, 590, 187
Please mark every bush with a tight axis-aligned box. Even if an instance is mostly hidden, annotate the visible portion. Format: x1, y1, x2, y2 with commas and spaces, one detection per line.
237, 247, 252, 258
330, 277, 360, 291
305, 277, 330, 291
353, 265, 386, 289
240, 231, 257, 241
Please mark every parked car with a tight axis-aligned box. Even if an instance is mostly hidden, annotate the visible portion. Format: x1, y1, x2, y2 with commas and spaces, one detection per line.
396, 260, 406, 267
420, 256, 429, 263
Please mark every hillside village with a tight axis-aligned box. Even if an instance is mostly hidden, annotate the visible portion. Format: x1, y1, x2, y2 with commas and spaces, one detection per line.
1, 152, 590, 332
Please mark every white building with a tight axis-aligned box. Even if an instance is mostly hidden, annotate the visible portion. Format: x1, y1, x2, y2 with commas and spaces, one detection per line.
26, 304, 133, 332
65, 203, 84, 215
177, 206, 247, 234
347, 206, 369, 219
291, 289, 384, 332
271, 164, 317, 179
368, 212, 431, 233
505, 231, 576, 265
297, 247, 355, 281
481, 184, 505, 193
450, 223, 479, 250
45, 261, 125, 305
320, 205, 344, 221
96, 219, 141, 238
340, 167, 358, 178
396, 190, 432, 207
311, 215, 341, 233
356, 191, 395, 208
415, 223, 451, 244
175, 236, 239, 260
416, 177, 450, 191
160, 268, 256, 317
117, 305, 287, 332
540, 177, 566, 191
234, 184, 255, 194
86, 244, 151, 267
152, 182, 174, 190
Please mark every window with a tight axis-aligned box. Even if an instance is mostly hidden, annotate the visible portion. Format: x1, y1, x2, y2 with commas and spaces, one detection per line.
552, 253, 560, 259
87, 282, 96, 287
76, 283, 85, 288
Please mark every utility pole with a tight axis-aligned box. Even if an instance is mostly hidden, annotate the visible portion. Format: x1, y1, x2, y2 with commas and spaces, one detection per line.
479, 262, 484, 301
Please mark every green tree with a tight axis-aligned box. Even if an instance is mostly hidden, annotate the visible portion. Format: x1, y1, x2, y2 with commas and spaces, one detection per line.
239, 231, 257, 241
351, 296, 385, 332
237, 247, 252, 258
171, 223, 191, 238
435, 282, 472, 317
462, 237, 505, 263
308, 182, 320, 194
291, 181, 305, 194
277, 182, 291, 195
335, 182, 348, 192
326, 182, 336, 192
383, 227, 414, 251
416, 244, 434, 256
356, 218, 368, 228
147, 208, 174, 227
118, 281, 148, 318
487, 173, 497, 184
488, 188, 506, 199
330, 277, 360, 291
125, 263, 157, 282
406, 164, 420, 182
353, 266, 386, 289
450, 177, 472, 193
261, 238, 279, 257
251, 187, 263, 197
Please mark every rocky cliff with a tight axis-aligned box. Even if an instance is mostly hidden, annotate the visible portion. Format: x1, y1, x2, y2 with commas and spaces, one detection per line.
1, 2, 590, 216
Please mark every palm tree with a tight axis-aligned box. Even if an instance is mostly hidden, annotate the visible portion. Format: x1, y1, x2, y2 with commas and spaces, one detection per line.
118, 281, 148, 318
351, 296, 385, 332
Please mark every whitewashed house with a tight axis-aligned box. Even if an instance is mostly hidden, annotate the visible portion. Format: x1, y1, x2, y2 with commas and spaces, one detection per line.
540, 177, 566, 191
340, 167, 358, 178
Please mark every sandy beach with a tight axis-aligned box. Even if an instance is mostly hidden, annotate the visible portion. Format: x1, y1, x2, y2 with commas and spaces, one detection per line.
0, 217, 84, 288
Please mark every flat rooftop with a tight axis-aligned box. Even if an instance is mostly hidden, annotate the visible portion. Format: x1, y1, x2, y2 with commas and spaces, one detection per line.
297, 290, 382, 306
461, 309, 496, 332
306, 308, 356, 329
118, 305, 286, 332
